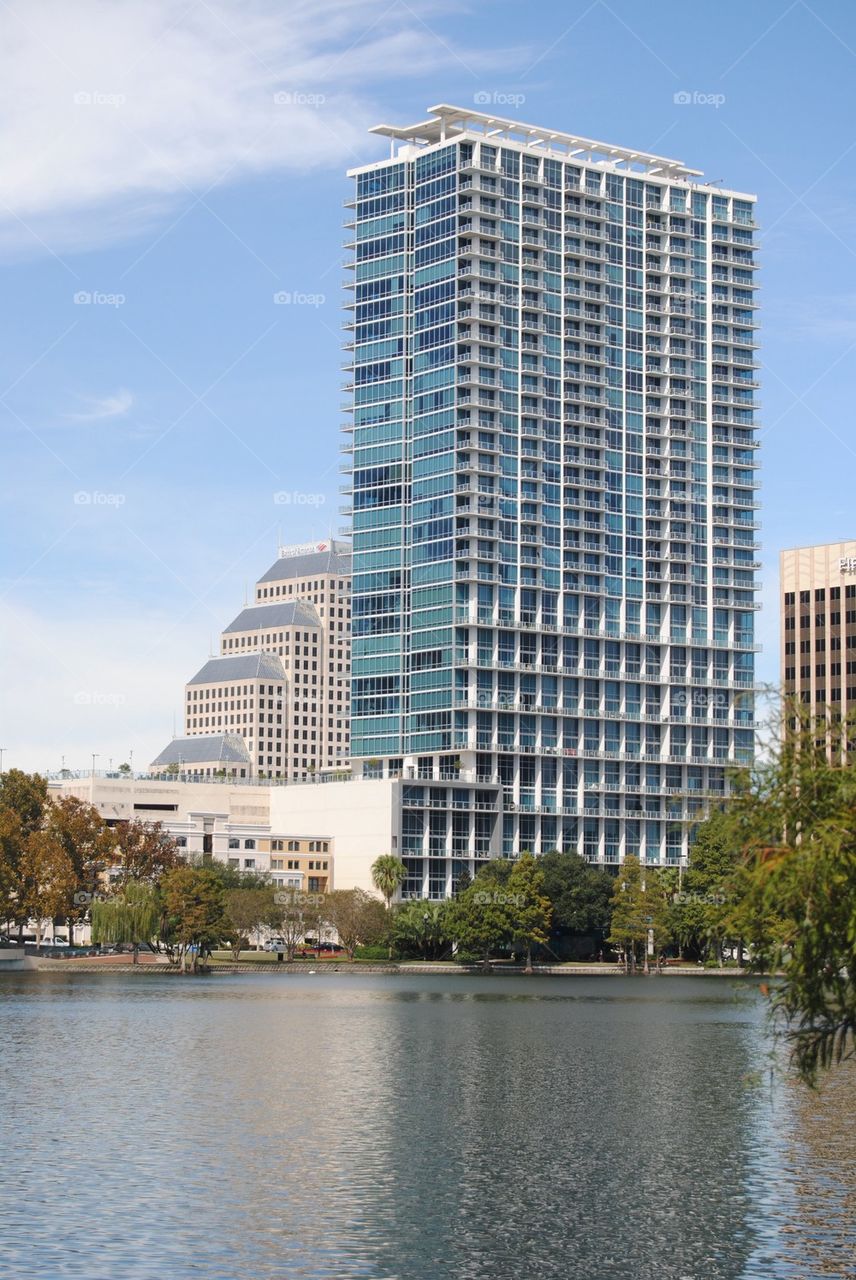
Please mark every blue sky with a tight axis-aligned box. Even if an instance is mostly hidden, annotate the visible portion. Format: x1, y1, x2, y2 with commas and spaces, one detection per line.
2, 0, 856, 772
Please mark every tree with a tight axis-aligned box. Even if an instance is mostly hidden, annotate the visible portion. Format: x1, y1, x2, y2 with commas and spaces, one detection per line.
371, 855, 407, 957
452, 866, 471, 897
118, 763, 132, 775
0, 769, 48, 837
268, 887, 324, 962
390, 899, 452, 960
607, 855, 646, 973
45, 795, 113, 879
607, 855, 671, 974
448, 873, 515, 971
161, 866, 226, 973
538, 850, 614, 943
44, 795, 115, 943
671, 812, 739, 966
507, 853, 552, 972
18, 831, 77, 945
322, 889, 386, 960
111, 819, 182, 886
223, 887, 276, 960
718, 708, 856, 1084
0, 771, 49, 940
471, 858, 513, 890
371, 855, 407, 909
0, 806, 25, 935
195, 859, 270, 892
91, 882, 160, 963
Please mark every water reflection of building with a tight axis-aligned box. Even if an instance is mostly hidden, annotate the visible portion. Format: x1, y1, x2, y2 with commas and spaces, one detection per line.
341, 978, 763, 1278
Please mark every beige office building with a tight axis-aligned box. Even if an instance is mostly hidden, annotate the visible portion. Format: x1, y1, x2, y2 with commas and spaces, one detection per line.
781, 540, 856, 731
154, 539, 351, 781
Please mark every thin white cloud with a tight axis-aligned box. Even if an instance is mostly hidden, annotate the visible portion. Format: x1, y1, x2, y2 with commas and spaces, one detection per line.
0, 599, 199, 774
65, 389, 135, 422
0, 0, 525, 256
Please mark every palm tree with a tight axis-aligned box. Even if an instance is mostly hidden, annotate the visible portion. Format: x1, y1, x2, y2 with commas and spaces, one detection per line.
371, 855, 407, 959
371, 855, 407, 911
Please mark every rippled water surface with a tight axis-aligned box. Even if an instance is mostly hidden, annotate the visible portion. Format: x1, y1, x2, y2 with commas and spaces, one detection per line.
1, 972, 854, 1280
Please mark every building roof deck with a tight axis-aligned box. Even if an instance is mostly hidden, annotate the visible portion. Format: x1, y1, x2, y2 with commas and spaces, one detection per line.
367, 102, 705, 180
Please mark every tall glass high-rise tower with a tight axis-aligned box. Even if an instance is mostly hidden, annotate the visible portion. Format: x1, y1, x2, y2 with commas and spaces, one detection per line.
342, 104, 759, 875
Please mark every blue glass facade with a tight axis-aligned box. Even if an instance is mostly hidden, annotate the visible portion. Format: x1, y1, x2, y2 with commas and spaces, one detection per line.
342, 108, 759, 875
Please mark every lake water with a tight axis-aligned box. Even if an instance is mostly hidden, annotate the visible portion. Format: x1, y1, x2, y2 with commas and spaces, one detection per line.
0, 972, 854, 1280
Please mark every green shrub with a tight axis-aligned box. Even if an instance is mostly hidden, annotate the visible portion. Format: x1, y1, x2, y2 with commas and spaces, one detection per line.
353, 945, 390, 961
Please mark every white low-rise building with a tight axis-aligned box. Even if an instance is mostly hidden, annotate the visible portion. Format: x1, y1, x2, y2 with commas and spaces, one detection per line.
49, 767, 503, 898
49, 774, 333, 892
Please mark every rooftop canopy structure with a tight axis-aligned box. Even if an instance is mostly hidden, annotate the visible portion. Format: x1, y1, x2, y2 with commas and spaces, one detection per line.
367, 102, 705, 180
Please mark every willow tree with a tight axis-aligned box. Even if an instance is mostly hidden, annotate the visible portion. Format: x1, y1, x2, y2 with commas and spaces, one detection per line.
92, 881, 160, 964
719, 706, 856, 1084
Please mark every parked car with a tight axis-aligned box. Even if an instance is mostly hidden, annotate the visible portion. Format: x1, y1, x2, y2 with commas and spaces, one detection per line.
41, 938, 69, 947
264, 938, 286, 952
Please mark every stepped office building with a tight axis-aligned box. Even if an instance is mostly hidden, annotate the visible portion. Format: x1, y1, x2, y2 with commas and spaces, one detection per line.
342, 104, 759, 877
162, 540, 352, 780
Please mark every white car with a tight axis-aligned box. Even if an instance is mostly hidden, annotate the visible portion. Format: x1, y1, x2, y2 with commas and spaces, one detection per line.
264, 938, 286, 952
41, 938, 69, 947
